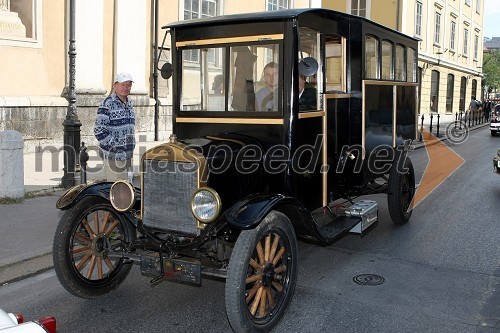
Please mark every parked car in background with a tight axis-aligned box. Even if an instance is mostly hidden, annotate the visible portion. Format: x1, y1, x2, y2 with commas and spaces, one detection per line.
490, 104, 500, 136
0, 308, 56, 333
493, 149, 500, 173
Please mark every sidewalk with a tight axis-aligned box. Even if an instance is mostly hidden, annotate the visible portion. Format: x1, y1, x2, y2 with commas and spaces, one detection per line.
0, 140, 163, 285
0, 120, 490, 285
23, 140, 162, 193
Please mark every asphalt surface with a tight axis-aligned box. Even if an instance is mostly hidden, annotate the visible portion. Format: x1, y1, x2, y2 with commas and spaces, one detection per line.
0, 118, 489, 286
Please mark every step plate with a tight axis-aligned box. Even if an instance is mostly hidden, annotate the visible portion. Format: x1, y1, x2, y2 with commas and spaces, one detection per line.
342, 200, 378, 234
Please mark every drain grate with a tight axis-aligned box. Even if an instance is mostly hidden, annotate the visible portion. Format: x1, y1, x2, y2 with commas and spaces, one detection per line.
353, 274, 385, 286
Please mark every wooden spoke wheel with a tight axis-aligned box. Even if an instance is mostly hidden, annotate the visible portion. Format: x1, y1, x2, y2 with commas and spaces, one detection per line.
53, 196, 135, 299
226, 211, 298, 333
388, 154, 416, 225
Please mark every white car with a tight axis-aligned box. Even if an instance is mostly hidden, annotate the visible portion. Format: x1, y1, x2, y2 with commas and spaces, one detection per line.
490, 105, 500, 136
0, 309, 56, 333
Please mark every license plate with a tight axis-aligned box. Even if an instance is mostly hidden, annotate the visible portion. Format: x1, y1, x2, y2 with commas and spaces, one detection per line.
163, 258, 201, 285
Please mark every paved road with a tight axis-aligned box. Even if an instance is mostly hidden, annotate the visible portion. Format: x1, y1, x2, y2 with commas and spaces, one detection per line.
0, 126, 498, 332
0, 192, 61, 267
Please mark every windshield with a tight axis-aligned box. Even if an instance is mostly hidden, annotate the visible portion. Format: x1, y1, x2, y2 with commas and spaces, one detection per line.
180, 42, 280, 113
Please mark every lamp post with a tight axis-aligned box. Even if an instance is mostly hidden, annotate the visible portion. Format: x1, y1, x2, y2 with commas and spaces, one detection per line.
61, 0, 81, 188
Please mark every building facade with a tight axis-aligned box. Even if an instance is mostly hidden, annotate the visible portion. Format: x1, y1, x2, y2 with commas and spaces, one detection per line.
0, 0, 484, 152
402, 0, 485, 115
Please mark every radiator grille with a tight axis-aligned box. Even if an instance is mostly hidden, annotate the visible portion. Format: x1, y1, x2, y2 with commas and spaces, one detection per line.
142, 159, 199, 236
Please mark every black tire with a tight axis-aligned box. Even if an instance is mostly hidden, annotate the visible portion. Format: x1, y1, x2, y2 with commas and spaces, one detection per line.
225, 211, 298, 333
387, 153, 415, 225
492, 131, 496, 136
53, 196, 135, 299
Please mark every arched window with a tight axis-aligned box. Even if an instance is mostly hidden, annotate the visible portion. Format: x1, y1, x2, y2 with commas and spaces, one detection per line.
430, 70, 440, 112
364, 35, 379, 79
381, 40, 393, 80
395, 44, 406, 81
471, 79, 477, 99
459, 77, 467, 112
407, 48, 417, 82
446, 74, 454, 113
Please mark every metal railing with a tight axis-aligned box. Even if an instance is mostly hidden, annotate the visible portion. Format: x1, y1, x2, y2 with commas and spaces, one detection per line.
418, 110, 489, 142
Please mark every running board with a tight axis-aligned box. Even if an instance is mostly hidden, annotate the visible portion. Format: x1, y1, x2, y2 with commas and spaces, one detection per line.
310, 200, 379, 244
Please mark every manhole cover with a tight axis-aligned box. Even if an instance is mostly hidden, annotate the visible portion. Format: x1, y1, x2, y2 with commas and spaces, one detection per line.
353, 274, 385, 286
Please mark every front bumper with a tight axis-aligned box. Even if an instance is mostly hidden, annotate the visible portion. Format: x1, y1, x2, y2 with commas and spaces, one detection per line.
490, 123, 500, 133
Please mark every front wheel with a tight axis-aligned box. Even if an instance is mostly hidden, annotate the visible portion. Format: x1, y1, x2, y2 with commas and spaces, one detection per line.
387, 153, 415, 225
225, 211, 298, 333
53, 196, 135, 299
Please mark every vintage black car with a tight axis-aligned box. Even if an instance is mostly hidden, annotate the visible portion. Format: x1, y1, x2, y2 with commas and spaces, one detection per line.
53, 8, 418, 332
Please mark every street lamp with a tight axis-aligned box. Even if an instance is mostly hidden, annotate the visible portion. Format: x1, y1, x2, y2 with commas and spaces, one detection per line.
61, 0, 81, 188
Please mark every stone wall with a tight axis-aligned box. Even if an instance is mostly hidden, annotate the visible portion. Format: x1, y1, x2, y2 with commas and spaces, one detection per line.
0, 94, 173, 153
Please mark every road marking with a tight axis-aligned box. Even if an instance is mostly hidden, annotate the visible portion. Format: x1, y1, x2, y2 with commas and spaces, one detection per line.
410, 128, 464, 209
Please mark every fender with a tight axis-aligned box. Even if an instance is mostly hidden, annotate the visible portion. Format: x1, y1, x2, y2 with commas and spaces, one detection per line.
56, 181, 141, 212
225, 193, 314, 234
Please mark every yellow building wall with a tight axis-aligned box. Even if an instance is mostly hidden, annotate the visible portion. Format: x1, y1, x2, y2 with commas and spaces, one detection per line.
321, 0, 346, 12
0, 0, 65, 97
293, 0, 312, 9
371, 0, 398, 30
225, 1, 263, 13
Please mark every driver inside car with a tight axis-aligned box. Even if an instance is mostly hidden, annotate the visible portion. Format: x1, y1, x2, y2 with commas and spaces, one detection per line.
255, 62, 278, 111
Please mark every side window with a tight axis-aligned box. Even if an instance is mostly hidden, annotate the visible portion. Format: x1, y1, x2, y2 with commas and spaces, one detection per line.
230, 44, 280, 112
395, 44, 406, 81
365, 35, 379, 79
298, 27, 320, 111
407, 47, 417, 82
180, 43, 281, 113
381, 40, 393, 80
181, 47, 226, 112
325, 34, 345, 93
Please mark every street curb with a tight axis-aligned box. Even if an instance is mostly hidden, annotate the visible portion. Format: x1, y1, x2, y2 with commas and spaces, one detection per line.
413, 122, 489, 150
0, 253, 53, 286
26, 187, 63, 197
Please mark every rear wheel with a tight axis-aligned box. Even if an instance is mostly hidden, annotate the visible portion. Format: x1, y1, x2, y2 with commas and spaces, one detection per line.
225, 211, 298, 333
387, 153, 415, 225
53, 196, 135, 298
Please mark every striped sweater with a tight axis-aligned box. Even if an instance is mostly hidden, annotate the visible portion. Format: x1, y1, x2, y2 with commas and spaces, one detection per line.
94, 92, 135, 160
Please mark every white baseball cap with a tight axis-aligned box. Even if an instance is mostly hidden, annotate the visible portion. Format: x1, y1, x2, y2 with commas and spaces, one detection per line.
114, 72, 134, 83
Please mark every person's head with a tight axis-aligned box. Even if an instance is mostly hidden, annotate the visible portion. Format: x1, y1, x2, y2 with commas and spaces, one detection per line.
114, 72, 133, 102
212, 74, 224, 91
262, 62, 278, 89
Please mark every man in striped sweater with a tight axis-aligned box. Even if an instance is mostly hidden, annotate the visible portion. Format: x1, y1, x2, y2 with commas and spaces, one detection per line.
94, 72, 135, 181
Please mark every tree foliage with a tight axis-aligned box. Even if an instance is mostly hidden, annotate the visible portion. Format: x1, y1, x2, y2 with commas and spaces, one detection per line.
483, 51, 500, 92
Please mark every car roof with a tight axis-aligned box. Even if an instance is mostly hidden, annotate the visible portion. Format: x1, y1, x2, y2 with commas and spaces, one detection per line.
162, 8, 417, 43
162, 8, 351, 29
